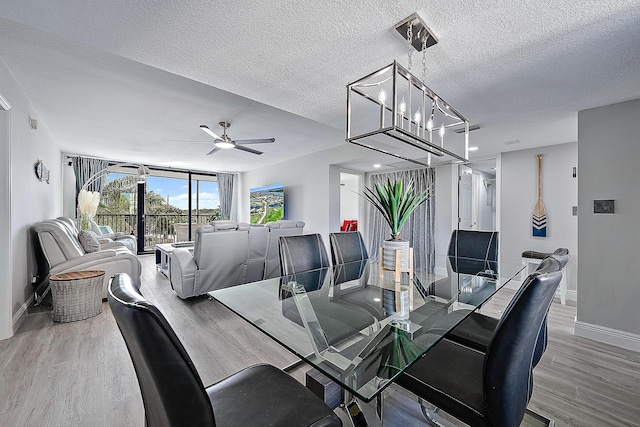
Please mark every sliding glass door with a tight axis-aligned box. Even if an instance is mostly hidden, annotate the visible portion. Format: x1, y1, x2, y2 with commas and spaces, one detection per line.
191, 174, 221, 236
95, 166, 219, 252
95, 169, 139, 248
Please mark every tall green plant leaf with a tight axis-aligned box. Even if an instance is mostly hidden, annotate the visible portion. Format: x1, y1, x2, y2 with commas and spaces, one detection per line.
360, 178, 432, 238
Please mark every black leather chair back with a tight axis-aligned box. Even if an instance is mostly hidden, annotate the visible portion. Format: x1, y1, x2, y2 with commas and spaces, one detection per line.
531, 255, 566, 367
483, 264, 563, 426
329, 231, 369, 264
447, 230, 498, 275
108, 274, 216, 427
279, 234, 330, 275
550, 247, 569, 268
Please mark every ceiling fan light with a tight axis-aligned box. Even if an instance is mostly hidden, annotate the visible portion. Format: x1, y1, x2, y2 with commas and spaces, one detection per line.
214, 139, 235, 149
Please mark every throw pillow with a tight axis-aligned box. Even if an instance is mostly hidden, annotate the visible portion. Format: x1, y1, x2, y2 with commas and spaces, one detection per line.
78, 229, 101, 253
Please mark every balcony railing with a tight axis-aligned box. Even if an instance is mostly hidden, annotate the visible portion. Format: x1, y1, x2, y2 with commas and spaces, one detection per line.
94, 213, 213, 252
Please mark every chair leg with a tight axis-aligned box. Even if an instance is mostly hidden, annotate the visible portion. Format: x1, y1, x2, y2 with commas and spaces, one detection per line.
418, 398, 459, 427
344, 398, 368, 427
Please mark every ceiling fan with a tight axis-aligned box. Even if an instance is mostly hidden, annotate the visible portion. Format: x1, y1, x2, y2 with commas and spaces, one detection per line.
199, 121, 275, 155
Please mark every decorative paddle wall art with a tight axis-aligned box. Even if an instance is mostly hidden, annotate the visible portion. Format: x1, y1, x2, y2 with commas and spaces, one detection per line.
532, 154, 547, 237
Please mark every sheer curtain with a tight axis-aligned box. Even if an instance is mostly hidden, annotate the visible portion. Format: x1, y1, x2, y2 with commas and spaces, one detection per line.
72, 156, 109, 193
217, 172, 235, 220
367, 168, 436, 273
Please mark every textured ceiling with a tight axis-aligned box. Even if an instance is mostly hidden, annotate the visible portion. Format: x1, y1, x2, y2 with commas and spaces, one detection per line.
1, 1, 640, 172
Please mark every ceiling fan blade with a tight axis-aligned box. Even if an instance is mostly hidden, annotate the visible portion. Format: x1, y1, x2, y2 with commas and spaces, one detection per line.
234, 145, 263, 155
200, 125, 222, 140
206, 146, 222, 155
163, 139, 212, 143
234, 138, 276, 145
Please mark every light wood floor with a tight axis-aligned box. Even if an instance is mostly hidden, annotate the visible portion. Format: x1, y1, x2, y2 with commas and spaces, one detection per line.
1, 254, 639, 426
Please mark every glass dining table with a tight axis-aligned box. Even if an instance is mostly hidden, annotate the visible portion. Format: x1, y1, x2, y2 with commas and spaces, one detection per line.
209, 254, 525, 415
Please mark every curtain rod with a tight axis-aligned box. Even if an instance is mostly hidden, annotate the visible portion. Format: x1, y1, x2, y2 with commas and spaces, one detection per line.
64, 153, 237, 177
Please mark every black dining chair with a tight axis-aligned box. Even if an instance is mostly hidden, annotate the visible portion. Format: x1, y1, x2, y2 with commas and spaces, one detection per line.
328, 231, 369, 264
278, 233, 331, 275
396, 261, 564, 427
448, 229, 499, 277
329, 231, 370, 289
278, 234, 377, 346
446, 248, 569, 367
108, 273, 342, 427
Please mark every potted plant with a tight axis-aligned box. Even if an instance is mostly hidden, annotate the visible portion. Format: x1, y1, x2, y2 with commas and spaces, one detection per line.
362, 178, 431, 270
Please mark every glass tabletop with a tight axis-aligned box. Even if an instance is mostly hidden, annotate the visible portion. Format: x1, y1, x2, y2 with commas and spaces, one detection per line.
210, 255, 525, 402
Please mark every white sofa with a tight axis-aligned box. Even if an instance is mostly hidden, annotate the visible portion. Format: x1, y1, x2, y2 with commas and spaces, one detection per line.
34, 217, 142, 298
169, 220, 305, 298
89, 219, 137, 252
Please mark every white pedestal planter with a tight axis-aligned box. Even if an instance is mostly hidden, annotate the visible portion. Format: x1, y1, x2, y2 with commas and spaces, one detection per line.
382, 239, 411, 270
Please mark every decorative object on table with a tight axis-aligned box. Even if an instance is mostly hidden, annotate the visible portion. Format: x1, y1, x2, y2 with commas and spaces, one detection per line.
50, 270, 105, 322
532, 154, 547, 237
361, 178, 430, 272
346, 12, 470, 167
34, 159, 50, 183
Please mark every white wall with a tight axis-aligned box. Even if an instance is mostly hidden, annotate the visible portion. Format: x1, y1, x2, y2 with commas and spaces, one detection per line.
241, 141, 460, 253
0, 108, 11, 339
576, 99, 640, 348
0, 59, 62, 339
240, 142, 367, 245
62, 160, 77, 217
501, 142, 578, 293
434, 164, 458, 257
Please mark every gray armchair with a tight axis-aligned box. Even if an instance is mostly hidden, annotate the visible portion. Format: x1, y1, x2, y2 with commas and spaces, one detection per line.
169, 220, 306, 298
170, 221, 250, 298
34, 217, 141, 298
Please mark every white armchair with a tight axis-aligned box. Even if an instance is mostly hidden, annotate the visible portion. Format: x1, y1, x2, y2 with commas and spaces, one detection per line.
35, 217, 141, 298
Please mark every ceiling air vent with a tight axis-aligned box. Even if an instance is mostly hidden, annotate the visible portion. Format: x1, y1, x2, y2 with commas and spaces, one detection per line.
504, 139, 520, 145
453, 124, 480, 134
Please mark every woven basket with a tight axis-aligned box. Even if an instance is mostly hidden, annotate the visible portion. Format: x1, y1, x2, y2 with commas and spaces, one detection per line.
50, 270, 105, 322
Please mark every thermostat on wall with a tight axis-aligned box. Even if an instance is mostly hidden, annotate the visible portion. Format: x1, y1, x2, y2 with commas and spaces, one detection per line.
593, 199, 614, 214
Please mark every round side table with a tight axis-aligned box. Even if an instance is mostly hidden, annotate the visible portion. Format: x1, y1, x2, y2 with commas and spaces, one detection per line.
50, 270, 105, 322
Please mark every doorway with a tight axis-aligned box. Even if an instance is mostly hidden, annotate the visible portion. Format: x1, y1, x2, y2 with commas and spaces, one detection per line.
458, 159, 497, 232
339, 172, 362, 232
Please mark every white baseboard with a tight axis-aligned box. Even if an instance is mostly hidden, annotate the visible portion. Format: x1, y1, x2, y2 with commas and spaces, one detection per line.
566, 289, 577, 302
574, 320, 640, 353
12, 294, 34, 334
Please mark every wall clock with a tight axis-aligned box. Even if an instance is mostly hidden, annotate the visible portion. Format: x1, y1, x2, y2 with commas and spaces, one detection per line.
35, 160, 50, 183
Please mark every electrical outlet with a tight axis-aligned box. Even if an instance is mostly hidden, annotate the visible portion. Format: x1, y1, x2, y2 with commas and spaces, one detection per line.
572, 206, 578, 216
31, 275, 37, 284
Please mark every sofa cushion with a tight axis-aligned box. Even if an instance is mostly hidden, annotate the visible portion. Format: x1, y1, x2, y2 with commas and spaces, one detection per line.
78, 229, 101, 253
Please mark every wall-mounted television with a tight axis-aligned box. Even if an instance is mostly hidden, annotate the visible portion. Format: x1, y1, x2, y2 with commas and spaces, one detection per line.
250, 184, 284, 224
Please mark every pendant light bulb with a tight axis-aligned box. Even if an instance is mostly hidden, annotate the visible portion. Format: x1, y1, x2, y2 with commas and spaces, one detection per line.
378, 89, 387, 104
439, 123, 445, 137
426, 118, 433, 130
399, 97, 406, 115
414, 108, 422, 123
